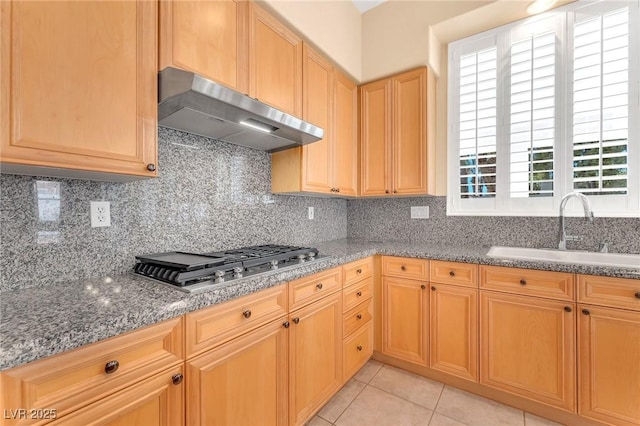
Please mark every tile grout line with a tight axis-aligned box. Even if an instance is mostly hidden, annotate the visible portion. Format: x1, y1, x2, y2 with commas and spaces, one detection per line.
426, 382, 447, 425
328, 378, 372, 425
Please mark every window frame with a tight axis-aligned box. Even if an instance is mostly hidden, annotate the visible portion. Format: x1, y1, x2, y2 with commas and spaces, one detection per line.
447, 0, 640, 217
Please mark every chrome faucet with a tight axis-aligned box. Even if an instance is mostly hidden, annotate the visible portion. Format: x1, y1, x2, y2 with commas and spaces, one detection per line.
558, 192, 594, 250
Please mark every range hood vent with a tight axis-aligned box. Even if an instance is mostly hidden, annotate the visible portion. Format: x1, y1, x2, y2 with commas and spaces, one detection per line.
158, 67, 323, 152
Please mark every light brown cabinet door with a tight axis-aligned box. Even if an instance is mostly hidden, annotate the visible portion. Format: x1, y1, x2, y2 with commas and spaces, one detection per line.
249, 3, 302, 117
50, 366, 184, 426
159, 0, 248, 94
289, 293, 342, 426
578, 305, 640, 425
186, 319, 288, 426
381, 276, 428, 366
360, 78, 392, 196
430, 284, 478, 382
0, 1, 157, 180
480, 291, 576, 412
393, 67, 427, 194
301, 44, 333, 193
333, 69, 358, 196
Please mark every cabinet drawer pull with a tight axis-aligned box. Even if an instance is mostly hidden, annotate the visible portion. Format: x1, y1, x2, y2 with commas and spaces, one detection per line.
172, 373, 183, 385
293, 317, 300, 324
582, 309, 591, 315
564, 306, 572, 313
146, 163, 156, 172
356, 345, 363, 351
431, 286, 436, 291
356, 291, 362, 297
104, 360, 119, 374
401, 265, 407, 271
449, 271, 455, 277
283, 321, 290, 329
635, 292, 640, 299
336, 188, 340, 193
316, 283, 323, 290
243, 310, 252, 319
421, 284, 426, 290
356, 314, 362, 320
519, 279, 527, 286
356, 268, 362, 274
385, 190, 389, 194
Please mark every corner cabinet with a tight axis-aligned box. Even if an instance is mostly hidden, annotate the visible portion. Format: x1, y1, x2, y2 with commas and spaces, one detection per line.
159, 0, 249, 94
0, 0, 158, 181
360, 67, 436, 196
271, 44, 357, 196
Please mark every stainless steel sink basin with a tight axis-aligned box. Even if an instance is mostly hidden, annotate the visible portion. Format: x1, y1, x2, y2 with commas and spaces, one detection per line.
487, 246, 640, 270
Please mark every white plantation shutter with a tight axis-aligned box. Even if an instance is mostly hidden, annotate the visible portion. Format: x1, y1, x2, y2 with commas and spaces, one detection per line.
459, 47, 498, 198
448, 0, 640, 217
572, 7, 630, 195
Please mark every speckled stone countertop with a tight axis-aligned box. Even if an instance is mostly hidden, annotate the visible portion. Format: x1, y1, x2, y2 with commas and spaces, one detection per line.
1, 239, 638, 371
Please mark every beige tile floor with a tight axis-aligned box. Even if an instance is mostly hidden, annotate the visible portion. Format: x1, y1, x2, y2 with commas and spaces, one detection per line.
308, 361, 563, 426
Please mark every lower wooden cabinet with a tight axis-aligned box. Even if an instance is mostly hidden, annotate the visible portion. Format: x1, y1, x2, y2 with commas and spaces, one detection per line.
480, 291, 576, 412
578, 305, 640, 425
343, 322, 373, 380
50, 365, 184, 426
429, 284, 478, 382
186, 318, 288, 426
381, 276, 428, 366
289, 292, 342, 426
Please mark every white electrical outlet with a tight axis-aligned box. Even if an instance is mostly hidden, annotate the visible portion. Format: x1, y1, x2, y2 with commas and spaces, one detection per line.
90, 201, 111, 227
410, 206, 429, 219
307, 206, 315, 220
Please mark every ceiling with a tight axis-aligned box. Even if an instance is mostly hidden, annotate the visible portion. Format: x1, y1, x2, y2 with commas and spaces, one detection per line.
352, 0, 387, 13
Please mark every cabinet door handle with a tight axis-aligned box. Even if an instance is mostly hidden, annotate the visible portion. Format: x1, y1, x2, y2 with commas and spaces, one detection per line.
283, 321, 290, 329
449, 271, 455, 277
336, 188, 340, 193
316, 283, 323, 290
293, 317, 300, 324
172, 373, 183, 385
421, 284, 426, 290
356, 345, 363, 351
635, 291, 640, 299
393, 190, 397, 194
385, 190, 389, 194
582, 309, 591, 315
519, 279, 527, 286
431, 286, 436, 291
401, 265, 407, 271
356, 268, 362, 274
104, 360, 119, 374
564, 306, 572, 313
356, 291, 362, 297
146, 163, 156, 172
243, 310, 252, 319
356, 314, 362, 320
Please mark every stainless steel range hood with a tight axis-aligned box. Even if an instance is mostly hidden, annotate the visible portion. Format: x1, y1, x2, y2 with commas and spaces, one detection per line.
158, 67, 323, 152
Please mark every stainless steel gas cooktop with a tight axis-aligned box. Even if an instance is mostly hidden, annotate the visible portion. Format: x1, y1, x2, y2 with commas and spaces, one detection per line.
133, 244, 323, 293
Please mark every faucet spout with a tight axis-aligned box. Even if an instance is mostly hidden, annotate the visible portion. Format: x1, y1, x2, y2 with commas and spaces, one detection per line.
558, 191, 594, 250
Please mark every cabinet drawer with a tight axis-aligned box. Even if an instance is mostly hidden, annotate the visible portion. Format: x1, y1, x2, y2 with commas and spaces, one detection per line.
381, 256, 428, 280
343, 299, 373, 338
343, 322, 373, 381
430, 261, 478, 287
186, 284, 287, 358
343, 276, 373, 312
289, 267, 342, 311
578, 275, 640, 311
1, 317, 183, 425
480, 265, 575, 301
343, 257, 374, 288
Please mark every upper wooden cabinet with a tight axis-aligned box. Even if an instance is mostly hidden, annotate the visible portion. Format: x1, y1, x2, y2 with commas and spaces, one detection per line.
271, 44, 358, 196
0, 0, 158, 181
249, 2, 302, 116
360, 67, 436, 196
159, 0, 249, 94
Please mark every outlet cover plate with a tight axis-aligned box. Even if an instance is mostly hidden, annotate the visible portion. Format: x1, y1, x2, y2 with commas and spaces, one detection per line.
90, 201, 111, 227
411, 206, 429, 219
307, 206, 315, 220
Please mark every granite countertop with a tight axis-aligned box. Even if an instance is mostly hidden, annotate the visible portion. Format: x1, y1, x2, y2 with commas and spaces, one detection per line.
1, 239, 638, 371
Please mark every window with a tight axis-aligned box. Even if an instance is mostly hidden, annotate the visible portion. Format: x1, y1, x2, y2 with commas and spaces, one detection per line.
448, 0, 640, 217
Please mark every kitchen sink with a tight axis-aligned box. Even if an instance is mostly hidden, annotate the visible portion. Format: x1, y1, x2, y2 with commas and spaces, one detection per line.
487, 246, 640, 270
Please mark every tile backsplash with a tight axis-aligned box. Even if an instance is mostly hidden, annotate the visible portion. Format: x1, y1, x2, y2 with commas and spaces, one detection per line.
347, 196, 640, 254
0, 128, 347, 291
